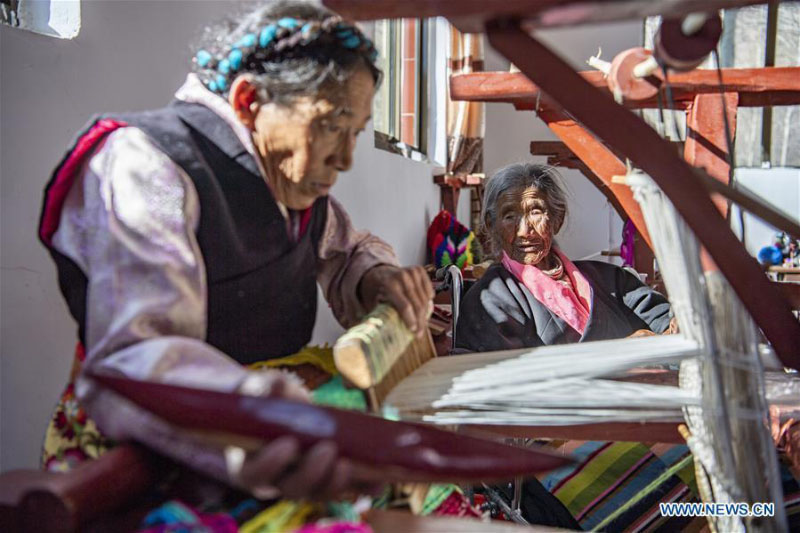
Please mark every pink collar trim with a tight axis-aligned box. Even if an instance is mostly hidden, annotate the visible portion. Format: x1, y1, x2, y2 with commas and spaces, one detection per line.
501, 248, 592, 335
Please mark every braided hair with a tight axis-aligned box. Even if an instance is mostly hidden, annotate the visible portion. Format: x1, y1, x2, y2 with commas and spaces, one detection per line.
192, 1, 380, 104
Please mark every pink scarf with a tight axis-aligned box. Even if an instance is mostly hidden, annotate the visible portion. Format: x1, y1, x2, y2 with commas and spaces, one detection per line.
501, 248, 592, 335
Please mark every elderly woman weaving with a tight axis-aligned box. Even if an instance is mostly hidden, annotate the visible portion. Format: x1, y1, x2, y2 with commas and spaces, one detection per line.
39, 0, 434, 507
456, 163, 672, 353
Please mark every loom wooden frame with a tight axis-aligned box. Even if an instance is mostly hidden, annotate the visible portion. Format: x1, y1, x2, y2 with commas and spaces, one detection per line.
3, 1, 798, 529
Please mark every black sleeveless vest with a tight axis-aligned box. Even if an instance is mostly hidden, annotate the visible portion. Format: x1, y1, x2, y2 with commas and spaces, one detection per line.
41, 102, 328, 364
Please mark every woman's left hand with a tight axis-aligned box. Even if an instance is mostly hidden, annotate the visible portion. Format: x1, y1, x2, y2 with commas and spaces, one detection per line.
358, 265, 434, 337
627, 329, 657, 338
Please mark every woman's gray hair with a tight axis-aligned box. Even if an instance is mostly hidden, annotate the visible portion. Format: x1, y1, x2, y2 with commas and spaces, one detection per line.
193, 1, 381, 104
480, 163, 569, 257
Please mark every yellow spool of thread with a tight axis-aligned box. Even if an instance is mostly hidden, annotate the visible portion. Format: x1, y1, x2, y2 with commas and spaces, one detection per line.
333, 304, 414, 389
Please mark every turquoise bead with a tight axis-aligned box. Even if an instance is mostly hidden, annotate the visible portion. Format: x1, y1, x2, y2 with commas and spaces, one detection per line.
259, 26, 277, 47
218, 58, 230, 74
342, 35, 360, 49
216, 74, 228, 91
237, 33, 257, 48
301, 22, 316, 37
195, 49, 212, 68
277, 17, 299, 30
208, 80, 218, 92
228, 48, 243, 70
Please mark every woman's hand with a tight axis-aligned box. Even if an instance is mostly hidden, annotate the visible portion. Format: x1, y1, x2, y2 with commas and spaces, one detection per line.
770, 405, 800, 478
229, 371, 356, 500
666, 317, 680, 335
627, 329, 657, 338
358, 265, 435, 337
628, 318, 679, 338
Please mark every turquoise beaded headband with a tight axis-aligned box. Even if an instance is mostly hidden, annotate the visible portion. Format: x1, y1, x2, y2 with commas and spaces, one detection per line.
194, 16, 379, 94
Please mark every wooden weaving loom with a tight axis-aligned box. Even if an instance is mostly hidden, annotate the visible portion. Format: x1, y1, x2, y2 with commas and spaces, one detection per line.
3, 1, 800, 531
322, 1, 800, 530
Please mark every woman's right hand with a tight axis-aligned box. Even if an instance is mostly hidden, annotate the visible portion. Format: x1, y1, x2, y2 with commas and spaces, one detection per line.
228, 370, 357, 500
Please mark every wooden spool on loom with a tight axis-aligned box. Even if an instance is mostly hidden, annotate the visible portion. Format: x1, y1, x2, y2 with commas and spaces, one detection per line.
333, 303, 438, 410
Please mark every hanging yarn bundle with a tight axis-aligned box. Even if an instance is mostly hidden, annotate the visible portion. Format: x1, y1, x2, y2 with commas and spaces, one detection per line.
625, 170, 788, 531
426, 210, 477, 272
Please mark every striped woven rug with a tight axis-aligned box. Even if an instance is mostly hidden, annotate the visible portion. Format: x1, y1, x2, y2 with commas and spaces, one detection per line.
537, 439, 800, 532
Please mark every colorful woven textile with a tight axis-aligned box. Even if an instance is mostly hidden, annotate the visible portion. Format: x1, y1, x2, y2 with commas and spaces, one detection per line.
42, 343, 112, 471
426, 210, 475, 271
140, 500, 238, 533
537, 440, 702, 532
535, 437, 800, 532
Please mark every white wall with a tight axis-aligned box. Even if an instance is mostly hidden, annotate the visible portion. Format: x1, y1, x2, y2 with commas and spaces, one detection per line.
1, 0, 227, 473
0, 1, 463, 471
484, 21, 644, 261
0, 4, 652, 472
730, 168, 800, 256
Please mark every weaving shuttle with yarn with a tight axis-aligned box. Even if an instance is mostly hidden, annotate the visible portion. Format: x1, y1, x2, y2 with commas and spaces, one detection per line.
89, 371, 573, 483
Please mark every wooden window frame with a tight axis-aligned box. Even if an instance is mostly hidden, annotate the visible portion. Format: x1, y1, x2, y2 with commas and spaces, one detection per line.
373, 18, 429, 158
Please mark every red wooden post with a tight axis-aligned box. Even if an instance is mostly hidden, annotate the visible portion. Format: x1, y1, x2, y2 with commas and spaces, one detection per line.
684, 93, 739, 209
537, 111, 653, 250
441, 186, 460, 217
684, 92, 739, 271
532, 114, 656, 280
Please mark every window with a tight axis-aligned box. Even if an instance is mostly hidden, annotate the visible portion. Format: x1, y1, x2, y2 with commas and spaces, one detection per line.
373, 18, 428, 157
1, 0, 19, 26
1, 0, 80, 39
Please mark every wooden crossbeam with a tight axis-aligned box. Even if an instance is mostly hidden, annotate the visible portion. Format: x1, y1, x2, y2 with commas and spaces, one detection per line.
451, 67, 800, 111
775, 282, 800, 310
434, 174, 485, 217
530, 140, 659, 280
536, 111, 653, 250
323, 0, 768, 33
532, 141, 628, 217
531, 115, 657, 282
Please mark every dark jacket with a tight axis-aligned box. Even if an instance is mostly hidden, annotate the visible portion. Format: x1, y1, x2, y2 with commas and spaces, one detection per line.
40, 102, 327, 364
455, 261, 671, 353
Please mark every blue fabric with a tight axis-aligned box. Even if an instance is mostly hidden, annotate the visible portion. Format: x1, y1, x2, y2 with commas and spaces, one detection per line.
541, 441, 608, 491
143, 501, 199, 526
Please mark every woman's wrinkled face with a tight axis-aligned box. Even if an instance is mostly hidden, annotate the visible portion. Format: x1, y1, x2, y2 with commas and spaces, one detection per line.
494, 185, 558, 266
248, 68, 375, 209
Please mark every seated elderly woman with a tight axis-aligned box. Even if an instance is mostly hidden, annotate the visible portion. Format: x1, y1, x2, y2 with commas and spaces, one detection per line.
455, 163, 707, 531
456, 162, 672, 353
